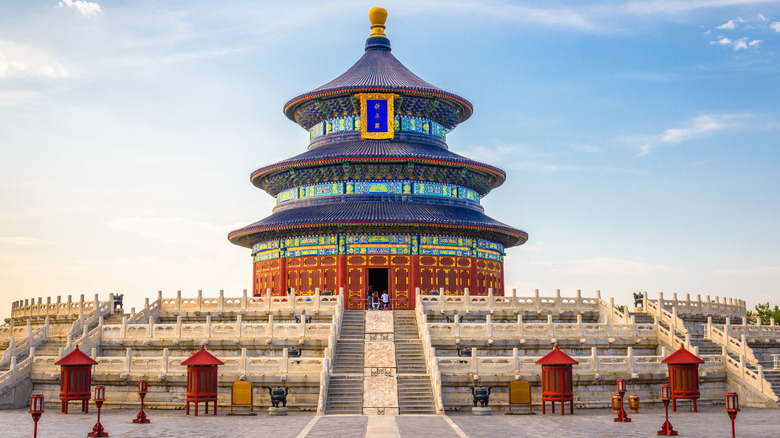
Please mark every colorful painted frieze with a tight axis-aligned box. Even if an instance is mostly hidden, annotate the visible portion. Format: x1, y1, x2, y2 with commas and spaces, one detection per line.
252, 239, 280, 254
419, 247, 472, 257
477, 249, 503, 262
414, 182, 454, 198
459, 187, 480, 203
353, 181, 403, 194
420, 236, 473, 247
346, 234, 411, 244
284, 235, 338, 248
286, 246, 338, 257
478, 239, 503, 252
253, 249, 280, 262
347, 245, 410, 255
308, 115, 445, 140
278, 180, 480, 204
304, 182, 344, 197
309, 122, 325, 141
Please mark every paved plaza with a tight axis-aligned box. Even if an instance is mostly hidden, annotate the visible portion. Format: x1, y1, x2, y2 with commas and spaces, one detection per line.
3, 405, 778, 437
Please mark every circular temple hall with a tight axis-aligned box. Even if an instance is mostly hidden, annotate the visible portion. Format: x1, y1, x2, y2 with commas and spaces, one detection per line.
228, 8, 527, 310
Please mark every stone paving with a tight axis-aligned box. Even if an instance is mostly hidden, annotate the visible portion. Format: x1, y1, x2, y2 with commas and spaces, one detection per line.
2, 405, 778, 437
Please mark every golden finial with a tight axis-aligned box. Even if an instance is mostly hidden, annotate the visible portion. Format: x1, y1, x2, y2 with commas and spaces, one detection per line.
369, 7, 388, 37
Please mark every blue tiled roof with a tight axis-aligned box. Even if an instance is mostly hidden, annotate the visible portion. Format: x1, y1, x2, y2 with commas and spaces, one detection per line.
251, 133, 506, 191
228, 199, 527, 248
283, 35, 472, 126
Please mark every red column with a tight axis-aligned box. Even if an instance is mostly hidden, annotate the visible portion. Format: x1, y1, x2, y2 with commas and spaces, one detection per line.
337, 254, 347, 308
469, 257, 478, 296
279, 258, 287, 296
409, 254, 419, 309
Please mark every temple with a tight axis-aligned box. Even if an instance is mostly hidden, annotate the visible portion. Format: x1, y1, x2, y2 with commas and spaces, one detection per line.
228, 8, 527, 310
1, 8, 775, 421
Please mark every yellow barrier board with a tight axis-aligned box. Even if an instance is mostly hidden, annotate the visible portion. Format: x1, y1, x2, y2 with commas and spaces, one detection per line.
509, 380, 531, 405
232, 381, 252, 406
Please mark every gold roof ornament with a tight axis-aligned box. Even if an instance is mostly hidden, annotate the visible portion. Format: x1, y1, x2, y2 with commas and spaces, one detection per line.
369, 7, 388, 37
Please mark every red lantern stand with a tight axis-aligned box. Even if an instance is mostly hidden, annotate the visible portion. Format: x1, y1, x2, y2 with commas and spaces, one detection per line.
724, 392, 739, 438
133, 380, 150, 423
535, 347, 578, 415
657, 384, 678, 436
54, 346, 98, 414
29, 394, 44, 438
181, 347, 224, 416
614, 378, 631, 422
87, 385, 108, 437
661, 346, 704, 412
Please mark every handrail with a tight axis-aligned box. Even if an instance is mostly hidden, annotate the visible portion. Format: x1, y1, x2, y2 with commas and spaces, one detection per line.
158, 289, 341, 314
418, 289, 600, 315
435, 350, 727, 376
705, 319, 760, 364
0, 318, 49, 368
425, 319, 657, 342
31, 351, 325, 376
11, 294, 114, 320
415, 292, 444, 414
646, 292, 746, 318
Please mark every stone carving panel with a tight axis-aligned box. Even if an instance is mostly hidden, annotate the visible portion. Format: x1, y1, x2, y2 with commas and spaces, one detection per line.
363, 375, 398, 409
365, 311, 394, 333
364, 341, 396, 369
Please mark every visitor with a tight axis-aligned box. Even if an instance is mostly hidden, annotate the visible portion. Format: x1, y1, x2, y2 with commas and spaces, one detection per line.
381, 290, 389, 310
372, 291, 380, 310
367, 286, 374, 310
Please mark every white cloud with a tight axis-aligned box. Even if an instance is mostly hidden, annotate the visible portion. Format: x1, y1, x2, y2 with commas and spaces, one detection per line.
0, 41, 69, 79
636, 114, 751, 155
530, 258, 671, 275
711, 36, 732, 46
717, 20, 736, 30
771, 22, 780, 33
660, 114, 746, 143
58, 0, 102, 17
733, 37, 749, 50
709, 34, 761, 51
0, 237, 53, 245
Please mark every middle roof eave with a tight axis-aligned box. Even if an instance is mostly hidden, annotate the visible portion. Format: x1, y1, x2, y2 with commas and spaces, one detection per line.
250, 139, 506, 190
228, 201, 528, 249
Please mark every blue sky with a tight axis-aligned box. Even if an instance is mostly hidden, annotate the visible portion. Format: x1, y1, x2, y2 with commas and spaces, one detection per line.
1, 0, 779, 319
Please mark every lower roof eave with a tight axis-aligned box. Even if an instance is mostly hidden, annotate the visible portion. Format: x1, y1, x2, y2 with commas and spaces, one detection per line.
228, 222, 528, 250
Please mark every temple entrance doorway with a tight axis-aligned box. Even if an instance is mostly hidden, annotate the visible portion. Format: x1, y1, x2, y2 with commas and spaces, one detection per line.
366, 268, 390, 309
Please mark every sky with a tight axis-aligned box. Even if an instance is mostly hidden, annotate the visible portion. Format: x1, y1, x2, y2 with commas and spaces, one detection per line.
1, 0, 779, 320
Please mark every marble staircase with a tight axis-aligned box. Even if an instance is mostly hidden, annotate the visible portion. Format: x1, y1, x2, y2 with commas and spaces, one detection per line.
393, 311, 435, 414
326, 311, 365, 414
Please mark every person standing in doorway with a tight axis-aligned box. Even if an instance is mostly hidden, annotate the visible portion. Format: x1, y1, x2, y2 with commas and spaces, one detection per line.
381, 290, 389, 310
366, 286, 374, 310
372, 291, 380, 310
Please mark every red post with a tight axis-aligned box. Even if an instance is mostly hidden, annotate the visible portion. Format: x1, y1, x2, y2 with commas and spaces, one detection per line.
724, 392, 739, 438
133, 380, 150, 424
88, 386, 108, 437
657, 384, 678, 436
614, 378, 631, 422
29, 394, 44, 438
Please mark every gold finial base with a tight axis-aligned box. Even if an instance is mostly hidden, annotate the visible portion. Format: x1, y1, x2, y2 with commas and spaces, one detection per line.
369, 7, 387, 37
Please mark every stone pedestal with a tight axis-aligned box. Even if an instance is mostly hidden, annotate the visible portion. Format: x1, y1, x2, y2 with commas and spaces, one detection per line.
472, 406, 492, 416
269, 407, 288, 416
